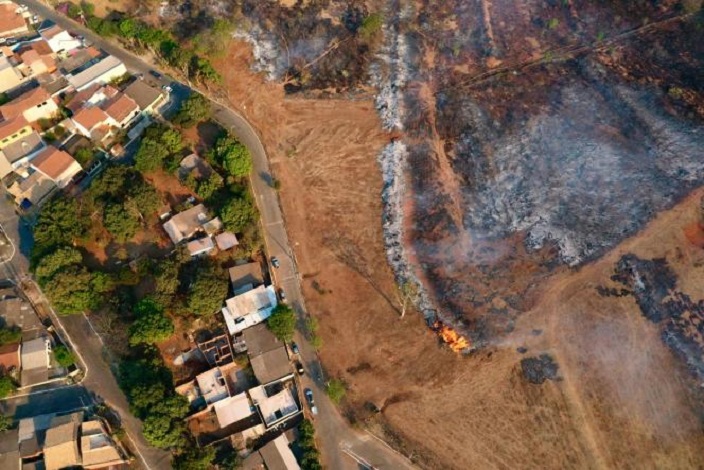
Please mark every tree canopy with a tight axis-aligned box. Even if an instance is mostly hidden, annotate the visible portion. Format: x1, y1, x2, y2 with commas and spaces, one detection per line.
35, 247, 83, 285
53, 344, 76, 368
128, 297, 174, 345
187, 262, 228, 316
172, 93, 210, 128
267, 304, 297, 342
135, 124, 184, 172
219, 196, 256, 233
209, 136, 252, 177
32, 198, 86, 260
103, 202, 140, 243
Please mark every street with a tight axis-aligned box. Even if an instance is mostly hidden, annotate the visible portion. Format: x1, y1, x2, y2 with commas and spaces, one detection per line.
18, 1, 417, 468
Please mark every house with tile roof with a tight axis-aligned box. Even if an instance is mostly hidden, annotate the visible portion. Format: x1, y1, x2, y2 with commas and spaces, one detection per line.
17, 48, 56, 77
71, 106, 115, 141
0, 87, 58, 123
30, 146, 82, 188
100, 92, 140, 128
124, 80, 165, 115
0, 115, 31, 150
43, 412, 81, 470
0, 56, 24, 94
67, 55, 126, 91
40, 26, 81, 54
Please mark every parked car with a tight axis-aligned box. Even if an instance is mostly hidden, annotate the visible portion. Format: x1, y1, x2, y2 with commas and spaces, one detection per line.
149, 70, 162, 79
304, 388, 318, 415
271, 256, 280, 268
279, 288, 286, 302
295, 361, 304, 375
162, 84, 173, 93
290, 342, 299, 355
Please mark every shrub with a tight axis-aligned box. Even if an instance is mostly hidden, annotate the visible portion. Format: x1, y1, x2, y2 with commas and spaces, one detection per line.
267, 304, 296, 342
326, 379, 346, 404
53, 344, 76, 367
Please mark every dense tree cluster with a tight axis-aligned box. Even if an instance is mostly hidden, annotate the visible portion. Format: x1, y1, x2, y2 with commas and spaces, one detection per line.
267, 304, 297, 342
186, 261, 228, 316
208, 135, 252, 178
135, 124, 184, 173
128, 297, 174, 346
298, 420, 322, 470
53, 344, 76, 368
172, 93, 210, 128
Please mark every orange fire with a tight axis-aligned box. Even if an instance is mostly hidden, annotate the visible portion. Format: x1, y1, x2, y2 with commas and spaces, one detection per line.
433, 321, 470, 352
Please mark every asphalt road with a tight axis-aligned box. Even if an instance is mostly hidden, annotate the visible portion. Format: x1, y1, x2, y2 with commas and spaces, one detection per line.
20, 1, 417, 468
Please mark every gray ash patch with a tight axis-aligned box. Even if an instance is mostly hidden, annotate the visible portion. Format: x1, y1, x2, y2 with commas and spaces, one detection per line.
520, 354, 560, 384
610, 254, 704, 381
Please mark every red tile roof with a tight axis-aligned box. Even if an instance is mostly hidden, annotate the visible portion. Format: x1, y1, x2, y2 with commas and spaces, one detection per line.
31, 146, 79, 180
72, 106, 110, 131
0, 87, 52, 120
0, 115, 29, 141
101, 93, 138, 123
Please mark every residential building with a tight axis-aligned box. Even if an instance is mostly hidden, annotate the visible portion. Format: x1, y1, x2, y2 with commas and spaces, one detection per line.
242, 324, 283, 357
67, 55, 126, 91
249, 385, 299, 428
187, 236, 215, 257
100, 92, 139, 128
179, 152, 213, 180
43, 413, 81, 470
162, 203, 210, 244
6, 170, 55, 208
0, 428, 20, 470
71, 106, 113, 139
0, 2, 28, 39
216, 232, 239, 251
57, 46, 102, 75
214, 392, 255, 428
80, 419, 126, 469
195, 367, 230, 405
228, 262, 264, 293
20, 336, 50, 387
249, 348, 293, 386
0, 343, 20, 373
35, 71, 70, 97
0, 56, 24, 94
123, 79, 166, 115
18, 49, 56, 77
0, 129, 45, 177
40, 26, 82, 54
30, 146, 82, 188
0, 295, 45, 340
243, 434, 301, 470
0, 115, 31, 150
65, 83, 117, 113
0, 87, 58, 123
222, 285, 278, 335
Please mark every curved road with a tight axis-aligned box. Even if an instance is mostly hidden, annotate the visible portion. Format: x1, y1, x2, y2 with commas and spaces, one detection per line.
21, 1, 417, 468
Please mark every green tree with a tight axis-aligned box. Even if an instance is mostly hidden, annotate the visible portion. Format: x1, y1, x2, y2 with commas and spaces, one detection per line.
128, 382, 168, 416
0, 376, 15, 398
190, 56, 221, 85
196, 173, 223, 201
172, 93, 210, 128
152, 394, 188, 419
135, 138, 170, 172
67, 2, 82, 19
209, 136, 252, 177
127, 182, 162, 219
33, 198, 86, 258
118, 18, 140, 38
142, 414, 184, 449
128, 298, 174, 345
359, 13, 383, 41
219, 197, 256, 233
187, 263, 228, 315
174, 445, 216, 470
326, 379, 346, 404
44, 265, 101, 314
90, 166, 134, 201
80, 1, 95, 17
298, 420, 322, 470
0, 327, 20, 346
35, 247, 83, 285
154, 259, 181, 296
0, 414, 11, 432
73, 147, 95, 167
103, 203, 140, 243
267, 304, 296, 342
53, 344, 76, 367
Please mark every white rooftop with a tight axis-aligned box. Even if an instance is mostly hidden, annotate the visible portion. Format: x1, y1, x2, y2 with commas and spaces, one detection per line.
195, 367, 229, 405
249, 385, 298, 427
222, 285, 277, 335
214, 392, 253, 428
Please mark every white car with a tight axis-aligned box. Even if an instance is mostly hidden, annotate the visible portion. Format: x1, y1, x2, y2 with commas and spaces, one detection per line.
162, 85, 173, 93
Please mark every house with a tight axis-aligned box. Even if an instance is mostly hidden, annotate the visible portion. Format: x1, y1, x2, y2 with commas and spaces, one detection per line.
20, 336, 50, 387
80, 419, 126, 469
214, 392, 255, 428
58, 46, 103, 75
0, 130, 45, 176
0, 115, 31, 150
0, 295, 45, 340
228, 262, 264, 293
195, 367, 230, 405
0, 87, 58, 123
222, 285, 278, 335
0, 343, 20, 373
187, 236, 215, 257
0, 428, 20, 470
67, 55, 127, 91
242, 324, 283, 357
0, 56, 24, 94
243, 434, 301, 470
123, 80, 166, 115
71, 106, 114, 139
18, 49, 56, 77
202, 217, 223, 236
6, 170, 56, 208
0, 2, 28, 39
248, 385, 298, 428
249, 348, 293, 386
30, 146, 82, 188
35, 71, 70, 97
43, 412, 81, 470
162, 204, 210, 244
40, 26, 82, 54
179, 152, 213, 180
100, 92, 140, 128
65, 83, 117, 113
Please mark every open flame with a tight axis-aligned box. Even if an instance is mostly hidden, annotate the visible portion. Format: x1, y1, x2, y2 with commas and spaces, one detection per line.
433, 321, 470, 352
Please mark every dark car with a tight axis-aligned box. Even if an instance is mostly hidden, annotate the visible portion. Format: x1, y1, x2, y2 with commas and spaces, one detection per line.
149, 70, 162, 79
304, 388, 318, 415
295, 361, 304, 375
271, 256, 280, 268
290, 342, 299, 355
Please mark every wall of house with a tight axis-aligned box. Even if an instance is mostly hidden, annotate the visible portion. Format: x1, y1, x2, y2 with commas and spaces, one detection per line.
54, 160, 82, 188
0, 67, 23, 93
23, 99, 58, 123
0, 125, 32, 150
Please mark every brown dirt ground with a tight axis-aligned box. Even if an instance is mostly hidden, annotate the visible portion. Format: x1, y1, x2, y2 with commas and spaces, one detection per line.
210, 40, 704, 469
